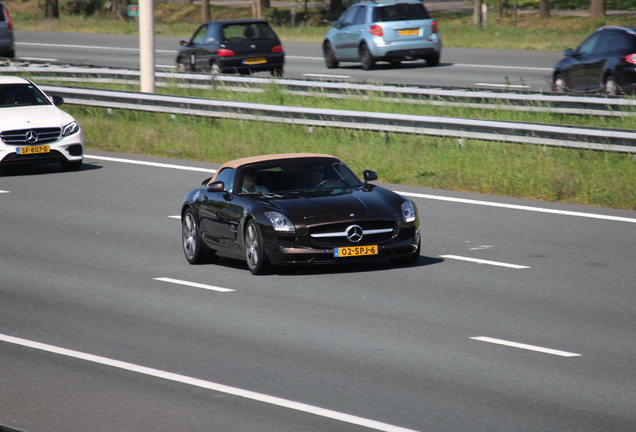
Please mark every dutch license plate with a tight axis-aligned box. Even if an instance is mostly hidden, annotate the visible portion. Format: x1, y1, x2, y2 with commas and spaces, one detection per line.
398, 28, 419, 36
334, 245, 378, 258
244, 57, 267, 65
17, 145, 50, 155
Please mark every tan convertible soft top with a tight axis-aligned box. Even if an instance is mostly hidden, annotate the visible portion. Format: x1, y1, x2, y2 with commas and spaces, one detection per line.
212, 153, 337, 181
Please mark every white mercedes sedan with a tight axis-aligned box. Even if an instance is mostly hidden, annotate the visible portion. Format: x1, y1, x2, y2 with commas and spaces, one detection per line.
0, 76, 84, 171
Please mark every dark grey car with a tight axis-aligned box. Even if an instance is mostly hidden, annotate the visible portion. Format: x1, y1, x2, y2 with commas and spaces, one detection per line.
552, 26, 636, 95
0, 0, 15, 58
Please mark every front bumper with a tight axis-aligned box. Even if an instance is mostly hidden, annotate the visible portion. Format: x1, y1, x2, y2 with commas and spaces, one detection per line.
0, 134, 84, 167
263, 225, 421, 266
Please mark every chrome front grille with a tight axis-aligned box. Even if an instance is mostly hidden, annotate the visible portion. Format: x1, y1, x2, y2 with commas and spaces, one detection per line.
309, 221, 395, 247
1, 127, 62, 145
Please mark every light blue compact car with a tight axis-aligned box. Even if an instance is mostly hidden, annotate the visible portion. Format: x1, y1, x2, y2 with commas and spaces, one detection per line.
323, 0, 441, 70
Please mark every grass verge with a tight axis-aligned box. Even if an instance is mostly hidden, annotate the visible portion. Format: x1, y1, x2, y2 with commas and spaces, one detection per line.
67, 103, 636, 210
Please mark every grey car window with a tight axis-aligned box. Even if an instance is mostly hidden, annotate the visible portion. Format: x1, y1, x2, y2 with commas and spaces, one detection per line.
340, 7, 358, 26
191, 24, 209, 45
374, 3, 430, 22
215, 168, 236, 193
352, 6, 367, 25
577, 32, 601, 55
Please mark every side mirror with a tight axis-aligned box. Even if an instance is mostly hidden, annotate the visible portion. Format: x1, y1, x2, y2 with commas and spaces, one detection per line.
362, 170, 378, 188
180, 40, 189, 47
52, 95, 64, 106
206, 180, 225, 192
332, 20, 343, 29
206, 180, 232, 200
564, 48, 575, 57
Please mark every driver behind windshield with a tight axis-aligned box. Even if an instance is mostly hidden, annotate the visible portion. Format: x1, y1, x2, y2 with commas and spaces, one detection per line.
241, 170, 269, 193
297, 163, 325, 189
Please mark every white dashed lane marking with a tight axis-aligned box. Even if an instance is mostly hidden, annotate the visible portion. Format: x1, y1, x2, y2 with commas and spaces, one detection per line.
154, 277, 235, 293
471, 336, 581, 357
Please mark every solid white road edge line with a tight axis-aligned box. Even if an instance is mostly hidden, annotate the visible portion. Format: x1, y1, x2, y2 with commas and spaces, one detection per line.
0, 190, 9, 193
16, 42, 174, 54
83, 154, 635, 224
0, 334, 423, 432
471, 336, 581, 357
85, 154, 215, 173
154, 277, 235, 293
439, 255, 530, 269
398, 191, 636, 224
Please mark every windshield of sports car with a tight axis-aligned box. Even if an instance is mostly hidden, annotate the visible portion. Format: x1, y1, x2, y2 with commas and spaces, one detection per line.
238, 158, 363, 195
0, 84, 51, 108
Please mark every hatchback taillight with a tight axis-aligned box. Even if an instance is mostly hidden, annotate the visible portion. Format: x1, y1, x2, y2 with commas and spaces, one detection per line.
369, 25, 383, 37
217, 48, 235, 56
432, 20, 439, 33
271, 44, 283, 53
623, 54, 636, 65
4, 9, 13, 30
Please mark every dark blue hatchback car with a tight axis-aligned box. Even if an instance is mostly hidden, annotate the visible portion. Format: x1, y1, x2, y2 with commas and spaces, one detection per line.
0, 0, 15, 58
552, 26, 636, 95
176, 19, 285, 77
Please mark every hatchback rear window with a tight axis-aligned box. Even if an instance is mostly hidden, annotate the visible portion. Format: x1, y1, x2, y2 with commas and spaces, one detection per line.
373, 3, 430, 22
222, 23, 277, 43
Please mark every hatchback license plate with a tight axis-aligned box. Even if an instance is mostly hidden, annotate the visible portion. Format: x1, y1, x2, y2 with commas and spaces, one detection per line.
244, 57, 267, 65
17, 145, 50, 155
398, 28, 419, 36
334, 245, 378, 258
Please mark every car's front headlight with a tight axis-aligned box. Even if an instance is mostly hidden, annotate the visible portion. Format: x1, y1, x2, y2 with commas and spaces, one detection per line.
401, 201, 417, 223
264, 211, 295, 232
62, 121, 80, 137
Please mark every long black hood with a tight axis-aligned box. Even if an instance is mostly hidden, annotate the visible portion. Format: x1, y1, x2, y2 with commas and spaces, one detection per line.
262, 187, 404, 226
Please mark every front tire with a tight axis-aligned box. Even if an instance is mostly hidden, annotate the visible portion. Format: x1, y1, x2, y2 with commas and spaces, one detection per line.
182, 208, 217, 264
552, 73, 566, 93
324, 42, 339, 69
244, 220, 272, 275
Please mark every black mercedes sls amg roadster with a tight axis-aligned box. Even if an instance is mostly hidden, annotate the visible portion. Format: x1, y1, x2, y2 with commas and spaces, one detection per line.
181, 153, 421, 274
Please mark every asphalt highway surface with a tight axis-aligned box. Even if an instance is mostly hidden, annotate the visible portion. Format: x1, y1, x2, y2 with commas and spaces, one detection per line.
13, 30, 562, 92
1, 151, 635, 432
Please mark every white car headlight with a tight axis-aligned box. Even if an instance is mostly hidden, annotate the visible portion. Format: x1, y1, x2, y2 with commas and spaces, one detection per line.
401, 201, 417, 223
264, 211, 295, 232
62, 121, 80, 137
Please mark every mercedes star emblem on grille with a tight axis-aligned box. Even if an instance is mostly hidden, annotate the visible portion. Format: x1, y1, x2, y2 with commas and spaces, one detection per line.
25, 130, 39, 144
346, 225, 364, 243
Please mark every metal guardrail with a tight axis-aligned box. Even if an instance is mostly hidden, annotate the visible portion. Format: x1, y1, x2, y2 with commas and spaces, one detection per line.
39, 84, 636, 153
4, 64, 636, 117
